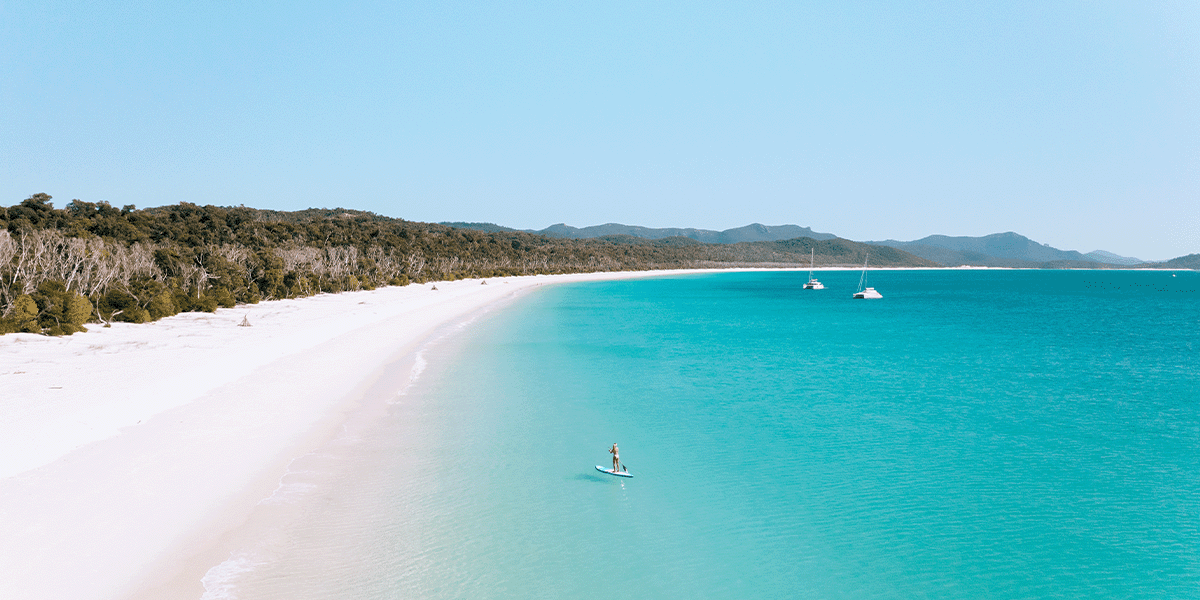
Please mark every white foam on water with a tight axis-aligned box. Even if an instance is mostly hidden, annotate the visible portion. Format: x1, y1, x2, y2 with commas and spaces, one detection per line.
392, 350, 428, 401
256, 452, 321, 506
200, 551, 264, 600
454, 313, 482, 329
390, 304, 505, 405
409, 351, 428, 385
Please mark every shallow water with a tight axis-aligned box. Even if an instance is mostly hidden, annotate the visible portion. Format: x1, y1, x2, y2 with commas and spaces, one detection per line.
210, 270, 1200, 599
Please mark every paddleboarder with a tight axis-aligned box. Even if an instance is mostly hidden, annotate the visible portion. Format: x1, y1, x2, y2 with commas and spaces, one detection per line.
595, 444, 632, 478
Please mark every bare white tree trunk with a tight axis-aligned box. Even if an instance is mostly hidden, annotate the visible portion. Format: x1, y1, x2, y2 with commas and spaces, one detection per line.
0, 231, 16, 315
276, 246, 322, 272
407, 253, 426, 279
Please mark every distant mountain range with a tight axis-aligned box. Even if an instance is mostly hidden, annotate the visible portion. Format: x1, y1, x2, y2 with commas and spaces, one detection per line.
440, 222, 837, 244
1157, 253, 1200, 269
1082, 250, 1143, 266
441, 222, 1183, 269
865, 232, 1145, 268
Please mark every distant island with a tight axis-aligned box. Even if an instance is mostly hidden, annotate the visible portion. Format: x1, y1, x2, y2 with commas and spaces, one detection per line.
447, 221, 1198, 270
866, 232, 1195, 269
865, 232, 1142, 268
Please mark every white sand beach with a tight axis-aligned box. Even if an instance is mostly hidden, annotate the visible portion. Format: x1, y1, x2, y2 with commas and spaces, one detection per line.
0, 270, 732, 600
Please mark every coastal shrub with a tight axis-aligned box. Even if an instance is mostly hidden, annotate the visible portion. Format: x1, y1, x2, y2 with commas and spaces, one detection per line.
0, 294, 39, 333
173, 291, 219, 313
285, 274, 309, 298
0, 309, 19, 334
147, 290, 177, 320
280, 271, 300, 297
171, 289, 195, 313
122, 306, 151, 323
63, 293, 92, 334
100, 288, 138, 322
195, 294, 219, 313
210, 286, 236, 308
259, 267, 285, 299
65, 293, 91, 324
29, 281, 91, 335
98, 288, 151, 324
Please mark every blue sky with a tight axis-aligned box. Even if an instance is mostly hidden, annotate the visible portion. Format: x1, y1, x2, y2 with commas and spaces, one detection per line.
2, 1, 1197, 259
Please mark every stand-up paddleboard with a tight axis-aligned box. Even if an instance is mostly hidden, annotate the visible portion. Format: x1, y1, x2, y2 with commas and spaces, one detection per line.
596, 465, 633, 478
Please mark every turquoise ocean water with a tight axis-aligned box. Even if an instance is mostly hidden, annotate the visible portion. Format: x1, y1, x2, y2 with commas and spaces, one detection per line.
217, 270, 1199, 599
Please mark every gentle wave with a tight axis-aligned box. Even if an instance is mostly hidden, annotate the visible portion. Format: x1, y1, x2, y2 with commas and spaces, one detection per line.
200, 552, 264, 600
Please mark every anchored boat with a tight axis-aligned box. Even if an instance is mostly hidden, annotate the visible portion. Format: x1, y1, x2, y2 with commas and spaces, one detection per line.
853, 254, 882, 299
804, 249, 825, 290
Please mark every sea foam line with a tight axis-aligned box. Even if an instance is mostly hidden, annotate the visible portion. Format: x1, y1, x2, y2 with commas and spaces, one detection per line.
392, 350, 428, 402
200, 551, 264, 600
391, 305, 493, 403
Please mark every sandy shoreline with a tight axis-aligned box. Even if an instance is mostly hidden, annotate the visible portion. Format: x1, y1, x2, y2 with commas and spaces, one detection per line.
0, 268, 763, 600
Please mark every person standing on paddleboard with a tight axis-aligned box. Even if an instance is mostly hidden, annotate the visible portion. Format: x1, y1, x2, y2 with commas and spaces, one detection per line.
609, 443, 619, 472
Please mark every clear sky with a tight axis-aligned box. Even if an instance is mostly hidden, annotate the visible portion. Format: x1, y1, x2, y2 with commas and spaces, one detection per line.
2, 1, 1197, 259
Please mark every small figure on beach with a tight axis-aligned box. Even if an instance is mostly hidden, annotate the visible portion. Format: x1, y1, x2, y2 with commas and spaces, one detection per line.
609, 442, 620, 472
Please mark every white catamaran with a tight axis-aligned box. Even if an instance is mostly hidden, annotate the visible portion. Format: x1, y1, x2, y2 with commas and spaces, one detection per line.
804, 249, 825, 290
853, 254, 882, 299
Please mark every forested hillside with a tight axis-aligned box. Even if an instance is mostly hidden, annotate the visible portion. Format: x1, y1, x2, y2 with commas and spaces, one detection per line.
0, 194, 933, 335
1159, 254, 1200, 270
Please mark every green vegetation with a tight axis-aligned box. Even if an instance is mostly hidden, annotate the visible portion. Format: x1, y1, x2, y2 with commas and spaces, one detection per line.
1159, 254, 1200, 270
1, 193, 935, 335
